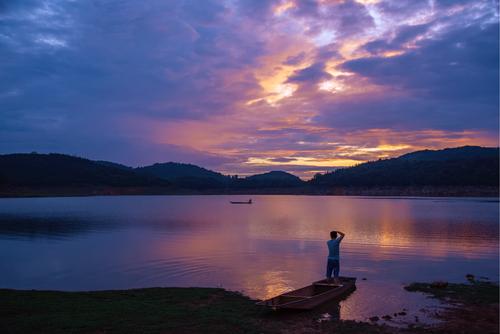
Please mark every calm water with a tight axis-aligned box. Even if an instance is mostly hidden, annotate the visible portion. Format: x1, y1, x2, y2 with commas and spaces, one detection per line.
0, 196, 498, 323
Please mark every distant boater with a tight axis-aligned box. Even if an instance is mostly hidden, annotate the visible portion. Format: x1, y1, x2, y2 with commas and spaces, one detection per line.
229, 198, 252, 204
326, 230, 345, 284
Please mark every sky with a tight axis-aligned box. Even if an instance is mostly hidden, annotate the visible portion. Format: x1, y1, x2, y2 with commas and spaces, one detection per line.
0, 0, 499, 178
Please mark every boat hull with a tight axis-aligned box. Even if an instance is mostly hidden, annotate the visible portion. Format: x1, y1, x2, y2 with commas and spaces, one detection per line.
257, 276, 356, 310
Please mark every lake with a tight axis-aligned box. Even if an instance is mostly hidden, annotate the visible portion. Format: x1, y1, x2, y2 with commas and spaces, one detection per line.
0, 195, 498, 323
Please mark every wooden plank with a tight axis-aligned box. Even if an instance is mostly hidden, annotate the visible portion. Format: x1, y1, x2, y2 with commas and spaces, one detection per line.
256, 277, 356, 310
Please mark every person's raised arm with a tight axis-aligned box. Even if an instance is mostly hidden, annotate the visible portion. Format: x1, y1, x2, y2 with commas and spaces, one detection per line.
337, 231, 345, 241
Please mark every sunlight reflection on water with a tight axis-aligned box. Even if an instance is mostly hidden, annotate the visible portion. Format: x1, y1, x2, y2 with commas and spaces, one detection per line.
0, 195, 497, 322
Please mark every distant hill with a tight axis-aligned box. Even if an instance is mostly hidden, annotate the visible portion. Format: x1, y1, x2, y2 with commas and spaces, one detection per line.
234, 171, 304, 188
136, 162, 227, 181
96, 160, 133, 171
310, 146, 499, 187
399, 146, 498, 161
0, 153, 167, 187
136, 164, 304, 189
136, 162, 230, 189
0, 146, 498, 197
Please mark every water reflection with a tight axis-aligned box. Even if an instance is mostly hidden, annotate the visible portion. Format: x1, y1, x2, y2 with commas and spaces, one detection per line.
0, 195, 497, 322
0, 214, 117, 239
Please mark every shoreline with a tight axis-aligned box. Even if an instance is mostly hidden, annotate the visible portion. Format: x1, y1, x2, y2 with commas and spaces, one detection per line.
1, 280, 497, 333
0, 185, 498, 198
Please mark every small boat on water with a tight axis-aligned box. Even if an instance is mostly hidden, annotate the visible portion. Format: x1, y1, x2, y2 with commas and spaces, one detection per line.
257, 277, 356, 310
230, 199, 252, 204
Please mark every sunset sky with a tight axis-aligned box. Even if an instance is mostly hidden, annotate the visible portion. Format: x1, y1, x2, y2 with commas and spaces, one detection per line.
1, 0, 498, 178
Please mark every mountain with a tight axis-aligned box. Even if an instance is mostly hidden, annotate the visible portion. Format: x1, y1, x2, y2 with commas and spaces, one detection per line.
399, 146, 498, 161
136, 162, 227, 181
235, 171, 304, 188
310, 146, 499, 187
136, 163, 304, 189
136, 162, 230, 189
96, 160, 133, 171
0, 146, 497, 197
0, 153, 167, 187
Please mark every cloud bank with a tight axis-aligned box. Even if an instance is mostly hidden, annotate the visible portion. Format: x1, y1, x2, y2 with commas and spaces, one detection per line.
0, 0, 498, 177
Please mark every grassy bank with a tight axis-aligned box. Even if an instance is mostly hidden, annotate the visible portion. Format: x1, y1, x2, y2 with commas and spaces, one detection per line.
405, 280, 499, 305
0, 287, 391, 334
0, 288, 266, 334
1, 281, 498, 334
405, 280, 499, 334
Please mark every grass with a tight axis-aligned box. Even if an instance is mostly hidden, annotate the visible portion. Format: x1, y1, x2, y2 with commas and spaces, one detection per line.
404, 281, 499, 334
0, 287, 397, 334
404, 281, 499, 305
2, 282, 498, 334
0, 288, 266, 334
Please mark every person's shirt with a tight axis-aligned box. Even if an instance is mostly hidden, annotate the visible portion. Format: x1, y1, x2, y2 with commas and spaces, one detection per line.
327, 238, 342, 260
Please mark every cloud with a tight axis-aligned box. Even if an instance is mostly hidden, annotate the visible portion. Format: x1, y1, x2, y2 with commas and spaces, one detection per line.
284, 51, 307, 66
333, 21, 499, 131
361, 22, 432, 54
0, 0, 498, 177
287, 62, 331, 83
345, 23, 499, 100
0, 0, 266, 156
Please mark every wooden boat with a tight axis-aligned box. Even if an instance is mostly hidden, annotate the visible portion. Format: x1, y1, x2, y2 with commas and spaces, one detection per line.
230, 199, 252, 204
256, 277, 356, 310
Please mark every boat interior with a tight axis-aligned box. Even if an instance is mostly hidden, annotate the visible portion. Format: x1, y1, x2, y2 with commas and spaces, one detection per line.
261, 277, 356, 307
266, 283, 343, 306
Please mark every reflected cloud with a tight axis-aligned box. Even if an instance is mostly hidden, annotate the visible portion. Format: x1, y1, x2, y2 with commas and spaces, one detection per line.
0, 214, 116, 239
0, 196, 497, 320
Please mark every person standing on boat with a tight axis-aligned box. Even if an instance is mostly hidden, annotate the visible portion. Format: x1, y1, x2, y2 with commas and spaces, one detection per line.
326, 230, 345, 284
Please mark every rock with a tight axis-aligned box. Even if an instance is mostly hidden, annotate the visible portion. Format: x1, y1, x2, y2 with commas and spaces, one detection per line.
382, 315, 392, 320
369, 316, 379, 322
362, 278, 367, 280
398, 311, 407, 316
393, 313, 398, 317
317, 313, 332, 323
431, 281, 448, 288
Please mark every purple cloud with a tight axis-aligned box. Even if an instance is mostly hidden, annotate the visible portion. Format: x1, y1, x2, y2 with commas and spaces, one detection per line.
0, 0, 498, 175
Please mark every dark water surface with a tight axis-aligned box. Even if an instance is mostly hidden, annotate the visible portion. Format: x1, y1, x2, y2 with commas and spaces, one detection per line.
0, 196, 498, 323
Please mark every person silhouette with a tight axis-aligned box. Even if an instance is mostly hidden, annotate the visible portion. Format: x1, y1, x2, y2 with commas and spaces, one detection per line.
326, 230, 345, 284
